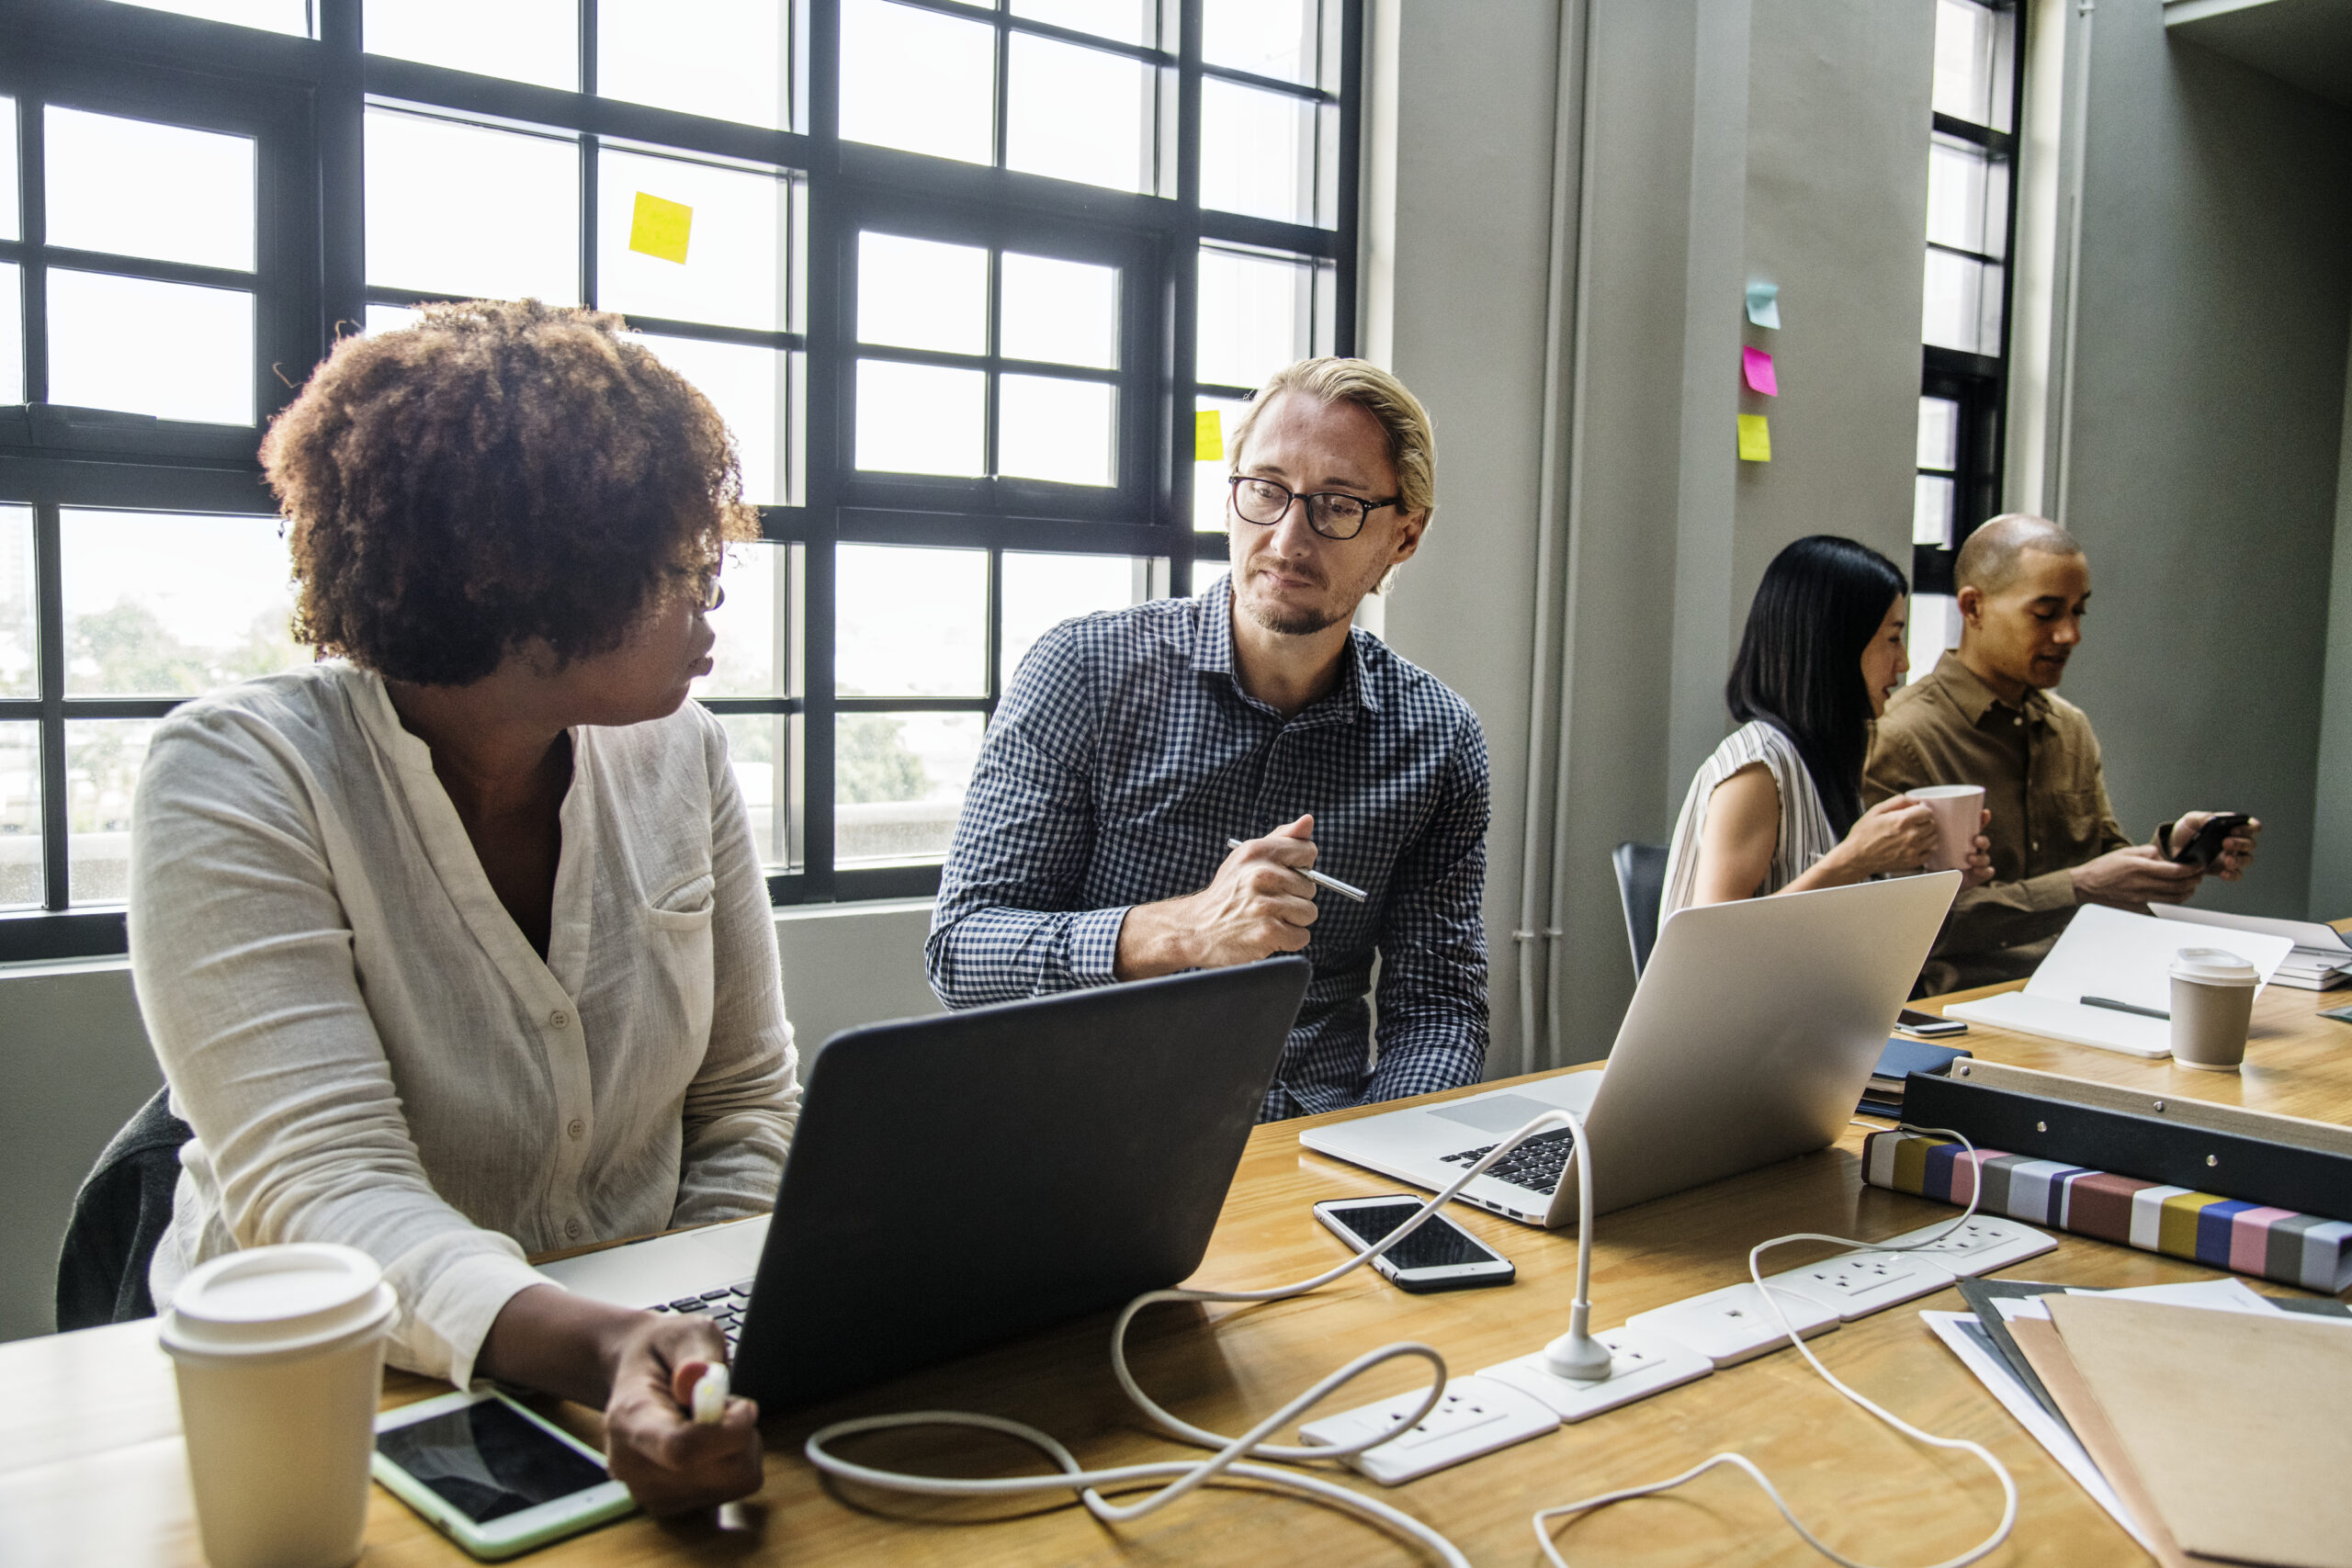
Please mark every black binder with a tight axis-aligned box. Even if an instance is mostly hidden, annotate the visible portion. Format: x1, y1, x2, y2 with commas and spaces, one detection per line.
1903, 1067, 2352, 1223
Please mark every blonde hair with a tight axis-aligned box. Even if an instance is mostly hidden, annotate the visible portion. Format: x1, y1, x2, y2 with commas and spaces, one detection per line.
1226, 357, 1437, 523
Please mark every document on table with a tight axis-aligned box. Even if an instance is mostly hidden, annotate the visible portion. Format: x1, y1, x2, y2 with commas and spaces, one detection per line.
1924, 1277, 2287, 1560
1945, 904, 2294, 1056
2046, 1293, 2352, 1568
2151, 904, 2352, 980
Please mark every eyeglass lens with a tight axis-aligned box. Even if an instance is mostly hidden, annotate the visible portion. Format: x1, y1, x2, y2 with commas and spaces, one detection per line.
1230, 478, 1369, 538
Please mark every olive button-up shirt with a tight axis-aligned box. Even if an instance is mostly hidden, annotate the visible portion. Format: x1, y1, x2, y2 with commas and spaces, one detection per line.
1863, 653, 2137, 989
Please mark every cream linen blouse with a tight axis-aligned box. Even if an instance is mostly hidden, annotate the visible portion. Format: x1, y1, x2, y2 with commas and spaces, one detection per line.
130, 662, 799, 1385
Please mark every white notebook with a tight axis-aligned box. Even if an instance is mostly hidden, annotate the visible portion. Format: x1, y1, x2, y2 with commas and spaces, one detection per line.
1947, 905, 2294, 1057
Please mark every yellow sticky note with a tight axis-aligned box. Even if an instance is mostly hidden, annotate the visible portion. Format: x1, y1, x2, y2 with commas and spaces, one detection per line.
628, 193, 693, 265
1195, 409, 1224, 462
1737, 412, 1771, 463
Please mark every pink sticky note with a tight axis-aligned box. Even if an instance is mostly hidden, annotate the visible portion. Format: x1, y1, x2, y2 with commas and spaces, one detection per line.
1743, 346, 1778, 397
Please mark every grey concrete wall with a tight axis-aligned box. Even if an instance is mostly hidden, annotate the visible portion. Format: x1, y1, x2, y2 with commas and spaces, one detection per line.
1534, 0, 1935, 1065
0, 961, 163, 1348
1376, 0, 1563, 1075
1733, 0, 1931, 614
0, 904, 941, 1345
2056, 6, 2352, 919
2311, 312, 2352, 919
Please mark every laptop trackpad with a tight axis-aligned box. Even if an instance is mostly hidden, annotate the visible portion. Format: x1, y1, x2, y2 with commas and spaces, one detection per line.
1429, 1093, 1571, 1135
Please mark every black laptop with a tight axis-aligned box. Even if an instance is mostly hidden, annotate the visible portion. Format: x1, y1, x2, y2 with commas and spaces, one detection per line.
538, 958, 1309, 1407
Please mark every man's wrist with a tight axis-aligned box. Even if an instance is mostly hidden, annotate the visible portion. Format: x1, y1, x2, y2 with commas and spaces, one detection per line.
1113, 897, 1194, 981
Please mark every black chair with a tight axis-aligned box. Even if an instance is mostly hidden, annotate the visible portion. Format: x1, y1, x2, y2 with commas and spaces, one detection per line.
54, 1086, 193, 1332
1611, 841, 1670, 979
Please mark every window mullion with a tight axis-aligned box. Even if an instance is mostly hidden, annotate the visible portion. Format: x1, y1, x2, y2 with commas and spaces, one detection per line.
34, 502, 65, 913
19, 94, 48, 407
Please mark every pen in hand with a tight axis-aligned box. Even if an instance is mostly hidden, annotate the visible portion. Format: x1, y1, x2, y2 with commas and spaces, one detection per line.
1226, 838, 1368, 903
692, 1361, 730, 1425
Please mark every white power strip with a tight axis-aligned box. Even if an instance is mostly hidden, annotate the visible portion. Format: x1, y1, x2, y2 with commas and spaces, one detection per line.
1868, 1213, 2056, 1275
1767, 1248, 1960, 1321
1319, 1215, 2054, 1483
1296, 1375, 1560, 1484
1624, 1280, 1841, 1368
1479, 1326, 1713, 1423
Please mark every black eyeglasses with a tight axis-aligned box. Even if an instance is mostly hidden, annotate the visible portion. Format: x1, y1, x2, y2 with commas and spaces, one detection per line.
1227, 475, 1403, 541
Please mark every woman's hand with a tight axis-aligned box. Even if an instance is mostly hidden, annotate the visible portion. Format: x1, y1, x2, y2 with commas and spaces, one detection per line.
600, 1315, 763, 1516
1833, 795, 1939, 878
478, 1285, 763, 1517
1961, 808, 1995, 888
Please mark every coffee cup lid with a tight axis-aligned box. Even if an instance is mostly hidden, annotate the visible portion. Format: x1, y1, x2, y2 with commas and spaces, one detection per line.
160, 1244, 396, 1363
2170, 946, 2258, 986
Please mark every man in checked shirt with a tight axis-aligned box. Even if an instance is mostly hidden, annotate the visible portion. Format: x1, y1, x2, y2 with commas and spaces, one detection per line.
927, 357, 1489, 1121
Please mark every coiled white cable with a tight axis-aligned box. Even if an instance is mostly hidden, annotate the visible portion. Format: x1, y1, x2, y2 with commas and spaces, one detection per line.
806, 1110, 2018, 1568
1531, 1122, 2018, 1568
805, 1106, 1593, 1565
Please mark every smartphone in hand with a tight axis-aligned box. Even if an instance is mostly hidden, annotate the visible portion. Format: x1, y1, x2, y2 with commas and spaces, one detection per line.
2170, 813, 2251, 870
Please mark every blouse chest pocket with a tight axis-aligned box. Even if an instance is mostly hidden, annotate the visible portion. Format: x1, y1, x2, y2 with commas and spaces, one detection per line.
646, 870, 716, 931
642, 869, 717, 1048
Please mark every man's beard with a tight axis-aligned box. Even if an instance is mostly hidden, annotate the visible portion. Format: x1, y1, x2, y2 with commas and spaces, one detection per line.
1238, 564, 1349, 637
1241, 594, 1345, 637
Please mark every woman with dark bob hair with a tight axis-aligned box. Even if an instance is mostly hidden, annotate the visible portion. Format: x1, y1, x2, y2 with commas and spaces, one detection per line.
130, 299, 785, 1511
1660, 534, 1990, 915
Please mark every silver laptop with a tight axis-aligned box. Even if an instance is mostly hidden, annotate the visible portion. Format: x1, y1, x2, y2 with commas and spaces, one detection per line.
1300, 874, 1959, 1226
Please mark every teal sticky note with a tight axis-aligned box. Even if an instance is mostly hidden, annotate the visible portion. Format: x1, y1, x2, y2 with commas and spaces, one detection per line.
1746, 283, 1781, 330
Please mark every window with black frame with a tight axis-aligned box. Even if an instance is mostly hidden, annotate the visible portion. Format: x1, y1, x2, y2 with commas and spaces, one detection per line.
0, 0, 1358, 958
1912, 0, 2022, 672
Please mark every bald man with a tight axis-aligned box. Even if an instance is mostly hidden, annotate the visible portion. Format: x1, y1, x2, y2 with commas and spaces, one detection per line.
1863, 515, 2259, 994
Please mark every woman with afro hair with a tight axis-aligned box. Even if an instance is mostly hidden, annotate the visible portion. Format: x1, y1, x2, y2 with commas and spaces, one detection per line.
130, 299, 786, 1512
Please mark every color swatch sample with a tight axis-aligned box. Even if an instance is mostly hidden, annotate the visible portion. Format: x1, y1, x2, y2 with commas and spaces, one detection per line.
1736, 412, 1771, 463
1745, 282, 1781, 330
1862, 1129, 2352, 1292
1742, 346, 1778, 396
1194, 408, 1224, 462
628, 192, 694, 264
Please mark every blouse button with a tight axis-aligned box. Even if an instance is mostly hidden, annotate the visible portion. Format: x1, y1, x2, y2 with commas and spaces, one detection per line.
567, 1119, 585, 1140
564, 1218, 583, 1240
548, 1010, 570, 1029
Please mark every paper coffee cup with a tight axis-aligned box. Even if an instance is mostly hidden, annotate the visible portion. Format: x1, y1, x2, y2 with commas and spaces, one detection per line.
160, 1245, 397, 1568
2168, 947, 2258, 1072
1905, 784, 1985, 873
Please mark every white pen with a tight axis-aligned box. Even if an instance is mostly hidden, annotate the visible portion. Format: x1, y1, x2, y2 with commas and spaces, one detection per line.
1225, 838, 1369, 903
692, 1361, 730, 1425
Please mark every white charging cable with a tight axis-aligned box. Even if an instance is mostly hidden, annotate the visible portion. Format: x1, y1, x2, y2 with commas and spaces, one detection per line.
805, 1107, 1595, 1565
1529, 1122, 2017, 1568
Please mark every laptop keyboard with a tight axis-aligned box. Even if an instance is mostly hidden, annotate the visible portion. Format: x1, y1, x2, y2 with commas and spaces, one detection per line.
1438, 1128, 1576, 1196
643, 1278, 754, 1351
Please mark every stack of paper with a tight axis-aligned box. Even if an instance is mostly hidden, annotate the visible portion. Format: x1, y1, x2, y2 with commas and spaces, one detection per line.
2152, 906, 2352, 991
1947, 905, 2294, 1056
1924, 1280, 2352, 1563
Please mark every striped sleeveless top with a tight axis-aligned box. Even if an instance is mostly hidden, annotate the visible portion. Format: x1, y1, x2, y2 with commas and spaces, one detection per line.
1659, 719, 1839, 919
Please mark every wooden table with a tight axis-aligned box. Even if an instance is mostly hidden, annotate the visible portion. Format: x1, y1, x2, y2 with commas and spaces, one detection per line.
6, 974, 2347, 1568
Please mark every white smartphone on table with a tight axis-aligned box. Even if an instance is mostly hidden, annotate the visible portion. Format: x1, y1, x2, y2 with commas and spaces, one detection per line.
373, 1388, 635, 1560
1313, 1194, 1515, 1293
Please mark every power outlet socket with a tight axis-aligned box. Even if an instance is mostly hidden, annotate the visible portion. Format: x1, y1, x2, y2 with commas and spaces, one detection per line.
1767, 1249, 1959, 1321
1296, 1375, 1559, 1485
1868, 1214, 2055, 1276
1478, 1325, 1713, 1422
1623, 1280, 1840, 1368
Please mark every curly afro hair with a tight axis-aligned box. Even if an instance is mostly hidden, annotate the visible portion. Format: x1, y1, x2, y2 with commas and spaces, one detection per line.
263, 299, 758, 686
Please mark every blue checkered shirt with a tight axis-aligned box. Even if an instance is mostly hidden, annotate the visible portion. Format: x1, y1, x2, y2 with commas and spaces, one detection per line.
927, 575, 1490, 1121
